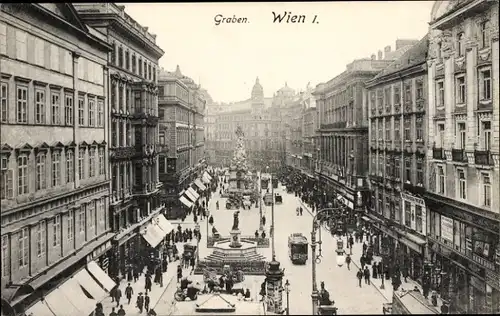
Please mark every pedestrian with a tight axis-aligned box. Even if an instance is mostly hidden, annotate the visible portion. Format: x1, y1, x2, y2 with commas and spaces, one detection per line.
378, 262, 384, 279
127, 267, 133, 282
362, 242, 367, 254
360, 255, 366, 270
125, 283, 133, 304
109, 307, 118, 316
345, 254, 351, 270
349, 235, 354, 248
94, 303, 105, 316
136, 293, 144, 313
177, 265, 183, 283
364, 267, 371, 285
402, 266, 409, 283
144, 293, 150, 312
145, 274, 152, 294
117, 305, 126, 316
356, 269, 363, 288
190, 256, 196, 270
299, 207, 303, 216
110, 285, 116, 303
262, 216, 266, 227
133, 265, 139, 282
115, 287, 122, 307
372, 263, 378, 279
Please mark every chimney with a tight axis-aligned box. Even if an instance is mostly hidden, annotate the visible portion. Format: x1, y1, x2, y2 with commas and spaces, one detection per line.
384, 45, 391, 54
378, 50, 383, 60
371, 54, 376, 60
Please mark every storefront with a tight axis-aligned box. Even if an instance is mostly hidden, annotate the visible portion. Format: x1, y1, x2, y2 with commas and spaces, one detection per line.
426, 193, 500, 314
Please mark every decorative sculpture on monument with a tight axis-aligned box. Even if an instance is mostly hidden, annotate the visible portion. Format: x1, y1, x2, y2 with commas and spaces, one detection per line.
232, 211, 240, 231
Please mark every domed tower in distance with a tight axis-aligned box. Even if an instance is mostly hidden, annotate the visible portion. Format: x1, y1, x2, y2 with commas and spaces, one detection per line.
251, 77, 264, 112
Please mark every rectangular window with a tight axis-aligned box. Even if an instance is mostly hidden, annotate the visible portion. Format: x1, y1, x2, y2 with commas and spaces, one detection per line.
1, 235, 8, 277
15, 30, 27, 61
404, 118, 411, 141
0, 22, 6, 55
415, 205, 423, 233
78, 97, 85, 126
457, 122, 466, 149
67, 211, 74, 242
456, 76, 466, 104
437, 165, 445, 194
52, 152, 60, 186
394, 118, 400, 141
1, 157, 13, 200
53, 215, 60, 247
394, 158, 401, 180
78, 148, 85, 180
144, 61, 147, 78
125, 50, 130, 70
66, 150, 74, 183
51, 92, 60, 125
65, 94, 73, 126
1, 82, 7, 123
50, 44, 59, 71
393, 86, 400, 105
97, 99, 104, 127
34, 37, 45, 67
111, 42, 116, 65
457, 33, 465, 56
89, 147, 96, 178
404, 201, 411, 227
36, 153, 46, 191
404, 82, 412, 103
479, 68, 492, 101
436, 80, 445, 107
98, 147, 105, 175
17, 154, 28, 195
16, 85, 28, 123
111, 81, 117, 111
416, 116, 423, 141
416, 158, 424, 185
88, 202, 95, 231
385, 118, 391, 140
416, 80, 424, 100
138, 58, 143, 77
35, 90, 45, 124
36, 221, 46, 257
132, 54, 136, 73
480, 21, 490, 48
405, 158, 412, 184
18, 228, 28, 268
118, 46, 123, 68
78, 205, 85, 233
457, 169, 467, 199
88, 98, 95, 127
481, 121, 491, 151
482, 173, 491, 207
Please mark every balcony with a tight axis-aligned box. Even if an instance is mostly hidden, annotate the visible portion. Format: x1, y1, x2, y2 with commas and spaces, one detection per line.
474, 150, 493, 166
320, 122, 347, 130
110, 146, 136, 160
157, 143, 169, 153
403, 182, 426, 196
452, 149, 467, 163
432, 147, 445, 160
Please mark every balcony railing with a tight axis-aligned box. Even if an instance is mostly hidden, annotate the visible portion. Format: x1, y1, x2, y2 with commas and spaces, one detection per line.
432, 147, 445, 160
451, 149, 467, 163
474, 150, 493, 166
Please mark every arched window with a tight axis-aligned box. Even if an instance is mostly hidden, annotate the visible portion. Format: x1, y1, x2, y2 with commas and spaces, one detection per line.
457, 33, 465, 56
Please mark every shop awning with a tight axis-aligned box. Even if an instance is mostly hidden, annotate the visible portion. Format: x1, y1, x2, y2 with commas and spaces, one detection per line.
201, 174, 210, 184
194, 178, 207, 191
180, 195, 194, 208
187, 187, 200, 200
361, 216, 372, 222
58, 277, 97, 316
24, 299, 56, 316
141, 223, 164, 248
203, 171, 212, 181
155, 214, 174, 234
86, 261, 116, 292
43, 288, 80, 316
184, 189, 198, 202
74, 269, 107, 300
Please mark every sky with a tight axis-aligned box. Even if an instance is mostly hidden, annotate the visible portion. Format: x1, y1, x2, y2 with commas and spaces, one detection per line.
124, 1, 435, 103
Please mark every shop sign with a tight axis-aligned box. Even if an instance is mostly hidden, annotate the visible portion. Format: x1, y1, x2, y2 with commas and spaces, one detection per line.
473, 253, 495, 271
440, 216, 454, 242
401, 192, 427, 236
88, 240, 112, 261
485, 269, 500, 290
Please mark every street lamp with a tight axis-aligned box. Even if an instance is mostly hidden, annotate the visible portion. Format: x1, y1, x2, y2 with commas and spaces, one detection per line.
266, 165, 276, 261
311, 207, 343, 315
284, 279, 291, 315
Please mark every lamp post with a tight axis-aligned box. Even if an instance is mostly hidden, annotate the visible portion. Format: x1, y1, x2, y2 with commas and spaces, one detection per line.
284, 279, 291, 315
311, 207, 343, 315
266, 165, 276, 260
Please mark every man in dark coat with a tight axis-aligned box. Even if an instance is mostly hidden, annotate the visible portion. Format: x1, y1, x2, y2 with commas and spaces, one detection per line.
356, 269, 363, 287
125, 283, 133, 304
144, 293, 150, 312
364, 267, 371, 285
136, 293, 144, 313
145, 273, 152, 293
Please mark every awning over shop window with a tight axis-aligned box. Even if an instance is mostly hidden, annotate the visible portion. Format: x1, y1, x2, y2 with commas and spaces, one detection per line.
203, 171, 212, 181
87, 261, 116, 292
194, 178, 207, 191
25, 299, 55, 316
43, 288, 80, 316
74, 269, 107, 300
141, 222, 164, 248
58, 277, 97, 316
184, 189, 197, 202
180, 195, 194, 208
187, 187, 200, 200
361, 216, 372, 222
201, 175, 210, 184
155, 214, 173, 233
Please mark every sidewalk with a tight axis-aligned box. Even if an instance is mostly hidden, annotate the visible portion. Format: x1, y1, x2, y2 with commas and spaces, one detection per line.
297, 198, 444, 311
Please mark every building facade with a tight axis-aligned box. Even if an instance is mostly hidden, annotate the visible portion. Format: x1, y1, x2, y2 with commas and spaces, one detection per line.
366, 36, 429, 285
313, 42, 418, 214
0, 3, 112, 314
158, 66, 206, 219
425, 0, 499, 313
211, 78, 284, 172
74, 3, 165, 279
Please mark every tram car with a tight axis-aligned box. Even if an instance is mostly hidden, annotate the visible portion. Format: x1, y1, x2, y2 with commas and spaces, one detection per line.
288, 233, 308, 264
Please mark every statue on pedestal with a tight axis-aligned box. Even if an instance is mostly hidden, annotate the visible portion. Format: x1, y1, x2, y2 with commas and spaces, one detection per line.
232, 211, 240, 231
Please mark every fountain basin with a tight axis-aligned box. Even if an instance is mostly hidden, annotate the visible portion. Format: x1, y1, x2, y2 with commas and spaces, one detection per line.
204, 240, 265, 263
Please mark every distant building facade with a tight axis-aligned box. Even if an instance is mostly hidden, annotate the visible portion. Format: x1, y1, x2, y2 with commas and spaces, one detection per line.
425, 1, 499, 313
158, 66, 206, 219
0, 3, 112, 314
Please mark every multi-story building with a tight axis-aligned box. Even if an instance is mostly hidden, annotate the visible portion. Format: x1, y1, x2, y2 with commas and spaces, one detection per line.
366, 36, 429, 285
74, 3, 165, 279
0, 3, 113, 314
314, 40, 418, 213
157, 66, 206, 219
425, 1, 499, 313
211, 78, 285, 172
203, 87, 217, 165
